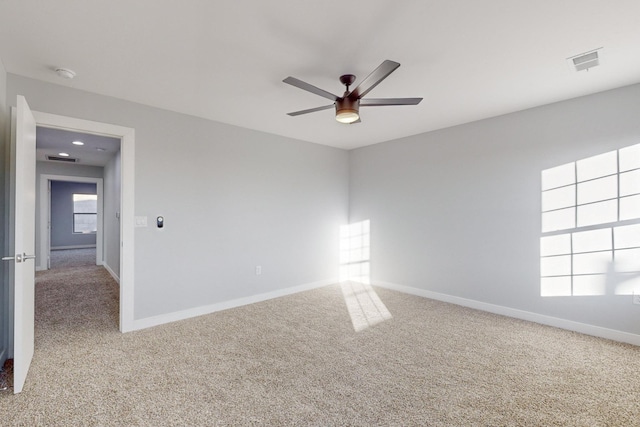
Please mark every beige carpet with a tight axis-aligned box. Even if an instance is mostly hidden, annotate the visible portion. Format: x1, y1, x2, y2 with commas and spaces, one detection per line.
49, 248, 97, 269
0, 265, 639, 426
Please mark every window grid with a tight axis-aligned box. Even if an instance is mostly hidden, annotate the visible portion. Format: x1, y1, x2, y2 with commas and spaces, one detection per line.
541, 144, 640, 296
73, 193, 98, 234
541, 162, 640, 232
541, 228, 640, 293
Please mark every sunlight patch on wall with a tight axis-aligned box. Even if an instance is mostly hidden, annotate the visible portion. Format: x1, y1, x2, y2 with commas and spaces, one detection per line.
340, 220, 370, 284
339, 220, 392, 331
540, 143, 640, 296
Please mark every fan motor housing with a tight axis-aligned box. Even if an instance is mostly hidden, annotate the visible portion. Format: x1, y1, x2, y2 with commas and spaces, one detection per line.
335, 97, 360, 123
336, 97, 359, 113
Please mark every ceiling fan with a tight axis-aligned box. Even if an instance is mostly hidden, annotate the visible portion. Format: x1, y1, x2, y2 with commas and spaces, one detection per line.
283, 60, 422, 124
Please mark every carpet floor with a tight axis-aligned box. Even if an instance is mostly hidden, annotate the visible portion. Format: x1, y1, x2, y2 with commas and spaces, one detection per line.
0, 264, 639, 426
0, 359, 12, 392
49, 248, 97, 269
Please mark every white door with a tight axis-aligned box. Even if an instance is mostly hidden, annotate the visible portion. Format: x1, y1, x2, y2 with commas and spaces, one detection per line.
4, 96, 37, 393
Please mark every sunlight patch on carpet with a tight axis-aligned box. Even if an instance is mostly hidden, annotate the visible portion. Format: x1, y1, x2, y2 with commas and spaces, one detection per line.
340, 281, 392, 332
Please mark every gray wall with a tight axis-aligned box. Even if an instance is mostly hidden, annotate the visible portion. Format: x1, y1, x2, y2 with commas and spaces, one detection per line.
350, 83, 640, 336
50, 181, 97, 248
103, 151, 121, 278
0, 58, 8, 364
9, 74, 349, 320
35, 161, 104, 268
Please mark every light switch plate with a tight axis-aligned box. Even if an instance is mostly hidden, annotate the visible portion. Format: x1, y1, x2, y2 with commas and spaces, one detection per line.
135, 216, 148, 227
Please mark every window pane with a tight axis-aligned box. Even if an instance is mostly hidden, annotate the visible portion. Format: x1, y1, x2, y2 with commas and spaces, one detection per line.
577, 199, 617, 227
542, 163, 575, 191
541, 145, 640, 298
620, 169, 640, 196
73, 194, 97, 213
573, 275, 606, 296
614, 223, 640, 249
619, 143, 640, 172
577, 175, 617, 205
542, 185, 575, 212
540, 234, 571, 256
573, 251, 612, 275
614, 248, 640, 273
572, 228, 612, 253
541, 276, 571, 297
576, 151, 617, 182
542, 207, 575, 232
74, 213, 97, 233
620, 194, 640, 221
541, 255, 571, 276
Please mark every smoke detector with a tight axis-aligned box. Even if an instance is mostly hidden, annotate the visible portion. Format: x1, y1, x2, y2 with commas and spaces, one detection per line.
567, 48, 602, 72
55, 68, 76, 79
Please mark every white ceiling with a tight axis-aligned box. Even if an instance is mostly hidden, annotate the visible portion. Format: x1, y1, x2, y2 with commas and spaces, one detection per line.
36, 127, 120, 167
1, 1, 640, 150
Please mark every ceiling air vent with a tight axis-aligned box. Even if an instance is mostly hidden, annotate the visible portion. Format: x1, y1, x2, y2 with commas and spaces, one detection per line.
567, 48, 602, 72
46, 155, 78, 163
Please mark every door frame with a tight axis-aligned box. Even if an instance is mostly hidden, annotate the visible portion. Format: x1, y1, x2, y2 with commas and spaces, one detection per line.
38, 175, 104, 272
31, 111, 135, 332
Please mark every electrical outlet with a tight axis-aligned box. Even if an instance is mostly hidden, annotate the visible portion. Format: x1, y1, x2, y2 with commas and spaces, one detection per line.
255, 266, 262, 276
633, 294, 640, 305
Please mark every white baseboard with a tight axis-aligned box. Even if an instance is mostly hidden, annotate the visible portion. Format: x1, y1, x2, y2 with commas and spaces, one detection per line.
101, 262, 120, 284
131, 278, 337, 331
374, 281, 640, 347
51, 245, 96, 250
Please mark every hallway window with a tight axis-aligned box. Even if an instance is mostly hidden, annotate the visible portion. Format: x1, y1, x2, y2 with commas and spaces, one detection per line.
73, 194, 98, 233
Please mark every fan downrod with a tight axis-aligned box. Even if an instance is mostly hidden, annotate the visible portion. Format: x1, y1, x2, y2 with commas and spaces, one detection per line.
339, 74, 356, 91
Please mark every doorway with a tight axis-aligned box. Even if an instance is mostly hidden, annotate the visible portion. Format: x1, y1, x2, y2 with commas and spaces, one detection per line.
30, 110, 135, 332
38, 176, 105, 273
6, 101, 136, 394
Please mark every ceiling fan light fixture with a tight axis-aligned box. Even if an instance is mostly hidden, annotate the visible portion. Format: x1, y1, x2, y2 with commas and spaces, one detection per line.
336, 109, 359, 124
335, 98, 360, 124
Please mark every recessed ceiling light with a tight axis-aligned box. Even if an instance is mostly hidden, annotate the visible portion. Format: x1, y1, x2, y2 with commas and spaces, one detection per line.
96, 148, 106, 152
58, 152, 70, 157
72, 140, 84, 146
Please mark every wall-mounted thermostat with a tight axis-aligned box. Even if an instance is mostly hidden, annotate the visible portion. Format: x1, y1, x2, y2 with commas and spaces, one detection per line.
157, 216, 164, 228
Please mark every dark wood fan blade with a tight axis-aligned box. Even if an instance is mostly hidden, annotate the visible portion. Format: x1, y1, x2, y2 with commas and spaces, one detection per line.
347, 60, 401, 99
283, 77, 339, 101
287, 104, 335, 116
360, 98, 423, 106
